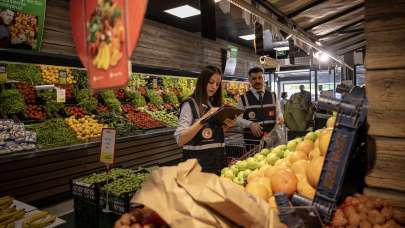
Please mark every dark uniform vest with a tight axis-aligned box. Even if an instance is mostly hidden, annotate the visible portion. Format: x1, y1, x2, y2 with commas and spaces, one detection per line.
241, 89, 277, 143
180, 97, 225, 174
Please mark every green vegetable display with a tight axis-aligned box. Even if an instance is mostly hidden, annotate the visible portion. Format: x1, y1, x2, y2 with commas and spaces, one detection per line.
100, 89, 122, 113
127, 91, 146, 108
75, 89, 98, 113
146, 89, 163, 107
6, 63, 42, 84
102, 172, 148, 196
144, 110, 178, 127
0, 89, 27, 115
39, 90, 64, 116
96, 111, 139, 136
163, 90, 179, 107
79, 168, 137, 185
72, 70, 88, 90
27, 118, 79, 148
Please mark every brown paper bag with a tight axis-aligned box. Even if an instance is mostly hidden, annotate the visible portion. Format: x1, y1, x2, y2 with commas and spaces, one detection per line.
132, 159, 281, 228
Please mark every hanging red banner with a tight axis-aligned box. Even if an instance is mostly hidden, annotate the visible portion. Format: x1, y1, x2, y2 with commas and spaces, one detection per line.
70, 0, 148, 90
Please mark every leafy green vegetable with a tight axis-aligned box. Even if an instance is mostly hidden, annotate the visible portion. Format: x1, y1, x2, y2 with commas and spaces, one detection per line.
72, 70, 88, 90
100, 89, 122, 112
163, 90, 179, 106
0, 89, 27, 115
96, 111, 139, 136
6, 63, 42, 84
102, 172, 148, 196
27, 118, 79, 148
146, 89, 163, 107
76, 89, 98, 113
79, 168, 137, 185
127, 91, 146, 108
39, 90, 64, 116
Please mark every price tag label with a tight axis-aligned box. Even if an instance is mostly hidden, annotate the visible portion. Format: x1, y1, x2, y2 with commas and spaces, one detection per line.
56, 88, 66, 103
0, 64, 6, 83
152, 78, 158, 89
100, 128, 117, 164
59, 70, 67, 84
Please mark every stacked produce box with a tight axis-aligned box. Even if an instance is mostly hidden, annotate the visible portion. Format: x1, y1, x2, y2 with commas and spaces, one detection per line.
71, 167, 150, 227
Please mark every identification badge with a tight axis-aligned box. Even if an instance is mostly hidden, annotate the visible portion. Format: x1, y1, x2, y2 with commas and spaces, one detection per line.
202, 128, 213, 139
248, 111, 256, 119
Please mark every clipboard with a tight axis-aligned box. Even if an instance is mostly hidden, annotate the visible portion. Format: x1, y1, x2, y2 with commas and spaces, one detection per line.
201, 106, 244, 125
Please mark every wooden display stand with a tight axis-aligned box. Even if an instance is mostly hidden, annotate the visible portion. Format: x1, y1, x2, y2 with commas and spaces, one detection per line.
364, 0, 405, 210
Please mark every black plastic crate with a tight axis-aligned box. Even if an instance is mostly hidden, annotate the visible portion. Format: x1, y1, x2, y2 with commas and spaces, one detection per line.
74, 198, 99, 228
70, 178, 104, 204
99, 191, 134, 215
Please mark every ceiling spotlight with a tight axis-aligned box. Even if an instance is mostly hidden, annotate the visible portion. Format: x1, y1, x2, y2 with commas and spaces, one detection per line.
164, 5, 201, 18
286, 34, 292, 39
315, 41, 322, 46
319, 52, 330, 62
239, 34, 255, 40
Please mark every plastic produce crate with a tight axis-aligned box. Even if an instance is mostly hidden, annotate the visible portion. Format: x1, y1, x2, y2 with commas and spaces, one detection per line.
70, 178, 104, 204
74, 198, 99, 228
99, 191, 135, 215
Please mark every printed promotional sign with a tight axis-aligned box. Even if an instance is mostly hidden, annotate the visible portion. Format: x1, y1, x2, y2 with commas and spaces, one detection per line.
100, 128, 117, 164
70, 0, 148, 90
0, 0, 46, 51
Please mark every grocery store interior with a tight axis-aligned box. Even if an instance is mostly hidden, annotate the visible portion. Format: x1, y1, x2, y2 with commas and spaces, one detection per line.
0, 0, 404, 227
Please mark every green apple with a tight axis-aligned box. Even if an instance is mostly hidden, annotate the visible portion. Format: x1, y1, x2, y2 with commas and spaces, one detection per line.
304, 132, 317, 142
254, 153, 265, 162
246, 157, 260, 170
221, 168, 235, 180
314, 129, 322, 138
283, 149, 293, 158
258, 159, 266, 168
296, 137, 304, 142
266, 153, 279, 165
272, 145, 286, 158
233, 176, 245, 185
230, 165, 238, 174
287, 140, 298, 151
235, 160, 248, 171
260, 148, 271, 156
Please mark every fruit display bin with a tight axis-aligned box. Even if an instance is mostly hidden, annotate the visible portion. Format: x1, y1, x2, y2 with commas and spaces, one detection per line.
71, 179, 102, 204
99, 191, 134, 215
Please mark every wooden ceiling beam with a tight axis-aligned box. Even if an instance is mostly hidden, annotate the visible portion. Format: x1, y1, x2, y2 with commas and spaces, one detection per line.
254, 0, 317, 40
335, 40, 366, 55
328, 34, 365, 51
304, 3, 364, 30
317, 18, 365, 39
286, 0, 328, 18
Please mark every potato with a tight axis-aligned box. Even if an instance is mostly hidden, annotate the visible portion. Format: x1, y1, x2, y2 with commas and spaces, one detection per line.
333, 209, 348, 226
356, 204, 369, 214
381, 219, 401, 228
392, 209, 405, 225
381, 207, 393, 221
368, 209, 386, 225
120, 213, 132, 225
359, 220, 372, 228
130, 225, 142, 228
347, 211, 361, 226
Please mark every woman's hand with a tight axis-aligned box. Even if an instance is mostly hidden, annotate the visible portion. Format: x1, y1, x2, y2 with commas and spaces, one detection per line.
198, 107, 219, 123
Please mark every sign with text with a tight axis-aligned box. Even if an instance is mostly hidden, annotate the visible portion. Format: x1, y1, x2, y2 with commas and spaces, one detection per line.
100, 128, 117, 164
56, 87, 66, 103
0, 0, 46, 51
70, 0, 148, 90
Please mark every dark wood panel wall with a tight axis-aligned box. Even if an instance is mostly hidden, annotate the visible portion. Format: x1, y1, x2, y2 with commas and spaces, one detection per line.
364, 0, 405, 209
0, 130, 182, 204
42, 0, 258, 76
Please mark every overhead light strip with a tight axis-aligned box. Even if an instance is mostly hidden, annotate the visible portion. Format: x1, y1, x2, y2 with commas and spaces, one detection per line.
226, 0, 354, 71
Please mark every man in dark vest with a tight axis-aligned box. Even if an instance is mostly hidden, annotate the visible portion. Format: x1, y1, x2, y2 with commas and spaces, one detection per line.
236, 67, 283, 146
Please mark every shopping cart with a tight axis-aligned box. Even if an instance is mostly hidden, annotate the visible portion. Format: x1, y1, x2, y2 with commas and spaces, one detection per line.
224, 125, 287, 166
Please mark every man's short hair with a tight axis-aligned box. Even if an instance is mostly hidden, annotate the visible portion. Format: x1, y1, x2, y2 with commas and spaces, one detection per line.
248, 67, 264, 76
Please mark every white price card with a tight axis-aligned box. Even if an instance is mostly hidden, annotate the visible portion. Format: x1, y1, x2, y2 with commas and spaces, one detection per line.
100, 128, 117, 164
56, 88, 66, 103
